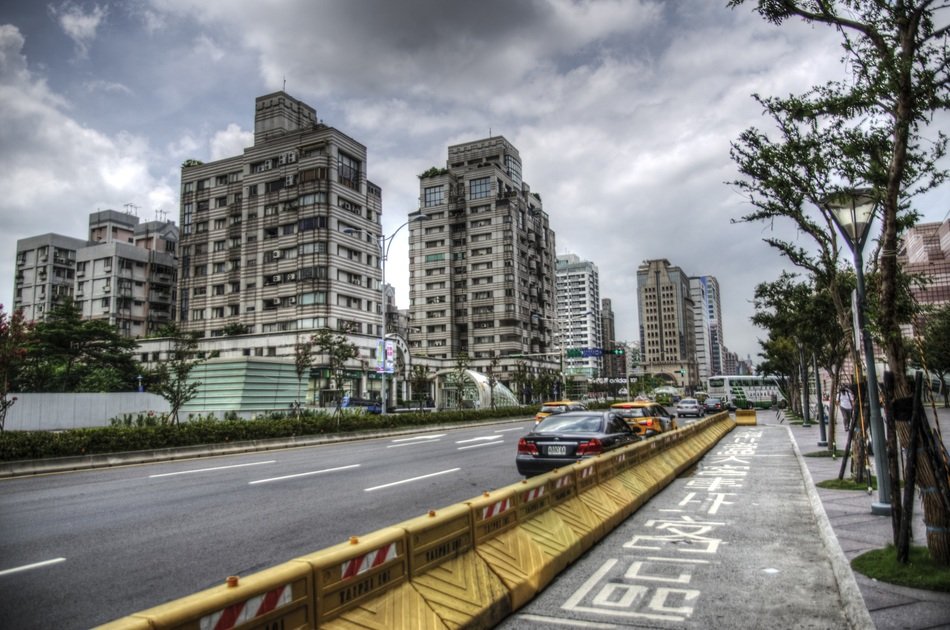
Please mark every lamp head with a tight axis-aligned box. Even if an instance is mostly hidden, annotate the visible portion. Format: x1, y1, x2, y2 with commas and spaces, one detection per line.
824, 187, 877, 251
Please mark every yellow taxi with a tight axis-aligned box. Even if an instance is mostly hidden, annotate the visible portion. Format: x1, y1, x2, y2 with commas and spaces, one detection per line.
533, 400, 587, 424
610, 400, 677, 437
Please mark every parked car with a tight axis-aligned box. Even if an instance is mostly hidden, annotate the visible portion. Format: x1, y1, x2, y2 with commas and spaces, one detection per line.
675, 397, 705, 418
610, 401, 677, 437
703, 397, 724, 413
516, 411, 640, 477
533, 400, 587, 424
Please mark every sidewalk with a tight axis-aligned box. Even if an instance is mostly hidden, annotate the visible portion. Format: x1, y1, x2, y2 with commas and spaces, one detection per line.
779, 407, 950, 630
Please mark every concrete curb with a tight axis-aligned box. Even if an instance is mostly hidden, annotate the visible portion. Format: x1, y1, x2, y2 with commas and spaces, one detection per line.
785, 425, 874, 630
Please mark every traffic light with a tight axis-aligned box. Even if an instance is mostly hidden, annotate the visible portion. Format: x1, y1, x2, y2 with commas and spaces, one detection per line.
610, 348, 625, 356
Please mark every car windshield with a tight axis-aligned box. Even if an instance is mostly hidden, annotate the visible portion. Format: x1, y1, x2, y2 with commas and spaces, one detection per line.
535, 415, 604, 433
707, 398, 721, 404
540, 405, 567, 413
679, 399, 698, 405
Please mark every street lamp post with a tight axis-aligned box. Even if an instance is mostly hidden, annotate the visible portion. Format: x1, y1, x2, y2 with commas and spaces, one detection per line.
346, 213, 428, 414
826, 188, 892, 516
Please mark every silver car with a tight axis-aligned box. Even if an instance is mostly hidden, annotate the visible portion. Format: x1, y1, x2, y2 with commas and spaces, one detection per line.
675, 397, 705, 418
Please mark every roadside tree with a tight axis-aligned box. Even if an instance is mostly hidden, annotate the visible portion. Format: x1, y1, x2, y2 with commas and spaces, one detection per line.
0, 306, 30, 432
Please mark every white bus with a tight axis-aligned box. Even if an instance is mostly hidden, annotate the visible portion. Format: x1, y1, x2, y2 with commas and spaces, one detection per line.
706, 375, 784, 409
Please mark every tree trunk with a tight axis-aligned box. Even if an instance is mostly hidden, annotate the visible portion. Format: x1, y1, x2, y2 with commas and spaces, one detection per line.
893, 393, 950, 566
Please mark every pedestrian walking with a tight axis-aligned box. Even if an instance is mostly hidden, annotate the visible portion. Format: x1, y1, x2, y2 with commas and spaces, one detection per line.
838, 386, 854, 426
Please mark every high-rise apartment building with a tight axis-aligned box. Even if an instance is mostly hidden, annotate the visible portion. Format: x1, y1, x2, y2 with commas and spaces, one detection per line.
408, 136, 557, 381
556, 254, 602, 377
14, 233, 87, 321
701, 276, 725, 376
900, 219, 950, 313
176, 92, 384, 342
637, 259, 698, 390
689, 277, 712, 382
14, 209, 177, 336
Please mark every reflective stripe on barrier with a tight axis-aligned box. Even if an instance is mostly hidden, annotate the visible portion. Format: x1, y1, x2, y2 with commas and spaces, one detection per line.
302, 527, 444, 628
94, 560, 314, 630
400, 503, 511, 628
468, 486, 547, 610
546, 466, 604, 553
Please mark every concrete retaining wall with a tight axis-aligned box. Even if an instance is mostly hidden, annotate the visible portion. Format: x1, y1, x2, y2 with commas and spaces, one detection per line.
4, 393, 170, 431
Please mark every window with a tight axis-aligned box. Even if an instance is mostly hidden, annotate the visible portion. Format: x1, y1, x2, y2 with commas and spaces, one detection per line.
215, 196, 227, 208
425, 253, 446, 262
338, 152, 361, 190
299, 216, 327, 232
424, 185, 445, 207
191, 309, 205, 321
339, 197, 362, 215
300, 291, 327, 305
469, 176, 491, 199
213, 240, 226, 252
299, 192, 327, 206
212, 284, 225, 296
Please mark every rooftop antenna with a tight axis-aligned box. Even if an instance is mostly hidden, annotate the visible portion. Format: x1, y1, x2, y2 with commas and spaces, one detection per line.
283, 75, 286, 91
154, 208, 168, 222
124, 202, 139, 217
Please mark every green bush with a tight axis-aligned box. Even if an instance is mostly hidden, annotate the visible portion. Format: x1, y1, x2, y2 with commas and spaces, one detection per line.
0, 405, 538, 462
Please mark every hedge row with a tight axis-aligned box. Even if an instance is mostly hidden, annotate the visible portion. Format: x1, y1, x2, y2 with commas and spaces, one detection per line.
0, 405, 539, 462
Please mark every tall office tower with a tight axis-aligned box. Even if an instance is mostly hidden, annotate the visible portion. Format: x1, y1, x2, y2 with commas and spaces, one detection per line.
700, 275, 725, 376
14, 209, 178, 336
601, 298, 625, 378
176, 92, 383, 341
556, 254, 602, 377
75, 210, 178, 336
408, 136, 557, 378
14, 233, 88, 321
636, 259, 698, 390
689, 277, 712, 382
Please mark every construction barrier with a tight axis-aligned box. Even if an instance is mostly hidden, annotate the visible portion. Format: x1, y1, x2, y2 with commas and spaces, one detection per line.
95, 414, 736, 629
736, 408, 758, 425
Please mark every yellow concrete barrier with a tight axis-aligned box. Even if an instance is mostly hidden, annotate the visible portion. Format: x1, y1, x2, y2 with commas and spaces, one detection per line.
401, 503, 510, 629
574, 457, 626, 532
516, 472, 584, 574
95, 560, 314, 629
736, 408, 757, 425
303, 527, 444, 628
546, 466, 604, 553
468, 486, 547, 610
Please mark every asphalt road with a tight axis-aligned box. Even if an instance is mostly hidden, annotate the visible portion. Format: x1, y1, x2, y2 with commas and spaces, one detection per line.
0, 419, 536, 629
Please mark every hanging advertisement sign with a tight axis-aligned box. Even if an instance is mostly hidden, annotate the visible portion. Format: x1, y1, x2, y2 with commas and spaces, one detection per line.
376, 339, 395, 373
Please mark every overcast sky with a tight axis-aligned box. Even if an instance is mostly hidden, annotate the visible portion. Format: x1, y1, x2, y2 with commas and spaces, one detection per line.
2, 1, 948, 363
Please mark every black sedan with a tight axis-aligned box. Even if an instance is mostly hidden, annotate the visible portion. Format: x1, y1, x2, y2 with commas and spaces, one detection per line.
516, 411, 640, 477
703, 397, 724, 413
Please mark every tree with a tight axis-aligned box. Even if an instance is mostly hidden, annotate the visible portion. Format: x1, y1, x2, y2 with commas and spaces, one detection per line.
311, 327, 358, 397
293, 335, 314, 413
0, 306, 30, 432
153, 323, 205, 425
409, 364, 430, 409
19, 299, 139, 392
485, 354, 500, 410
447, 352, 471, 409
914, 305, 950, 407
729, 0, 950, 398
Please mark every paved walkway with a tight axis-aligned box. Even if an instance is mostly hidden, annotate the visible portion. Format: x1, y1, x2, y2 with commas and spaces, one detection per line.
781, 407, 950, 630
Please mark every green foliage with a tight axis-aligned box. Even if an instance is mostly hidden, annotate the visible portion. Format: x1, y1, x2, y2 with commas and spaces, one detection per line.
448, 352, 472, 409
913, 304, 950, 406
0, 305, 31, 432
221, 323, 250, 336
852, 546, 950, 592
0, 405, 539, 461
109, 411, 166, 427
311, 327, 358, 391
181, 158, 205, 168
418, 166, 448, 179
18, 299, 139, 393
153, 323, 205, 425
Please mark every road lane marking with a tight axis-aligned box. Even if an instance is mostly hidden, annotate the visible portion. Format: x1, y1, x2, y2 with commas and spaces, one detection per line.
149, 461, 276, 478
390, 434, 445, 442
494, 427, 527, 433
0, 558, 66, 577
387, 439, 443, 449
455, 435, 503, 444
364, 468, 460, 492
249, 464, 360, 485
514, 614, 618, 628
457, 440, 505, 451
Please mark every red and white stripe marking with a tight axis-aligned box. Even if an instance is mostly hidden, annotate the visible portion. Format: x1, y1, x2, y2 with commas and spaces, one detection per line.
481, 498, 512, 520
580, 467, 595, 479
201, 584, 291, 630
341, 543, 398, 580
522, 486, 545, 502
555, 476, 573, 489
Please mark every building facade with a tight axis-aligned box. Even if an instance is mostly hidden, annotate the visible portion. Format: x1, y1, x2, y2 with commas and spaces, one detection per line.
408, 136, 558, 388
900, 219, 950, 316
175, 91, 385, 347
636, 258, 698, 390
14, 210, 178, 336
556, 253, 602, 377
689, 276, 712, 383
601, 297, 626, 379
